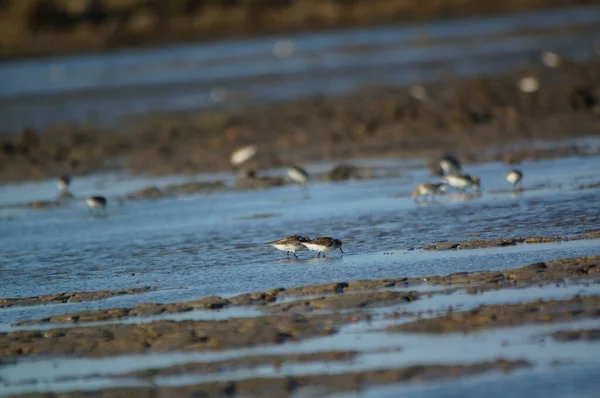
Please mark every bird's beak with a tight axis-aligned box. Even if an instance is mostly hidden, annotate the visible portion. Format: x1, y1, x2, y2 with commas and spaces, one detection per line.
339, 247, 343, 253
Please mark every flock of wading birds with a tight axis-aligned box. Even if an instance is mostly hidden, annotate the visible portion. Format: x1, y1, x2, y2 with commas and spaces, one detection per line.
58, 145, 522, 259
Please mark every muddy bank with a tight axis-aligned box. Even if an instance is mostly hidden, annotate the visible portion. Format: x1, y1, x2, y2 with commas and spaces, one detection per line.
10, 359, 529, 398
122, 180, 226, 200
0, 287, 154, 309
0, 312, 368, 357
281, 254, 600, 296
0, 0, 594, 60
387, 295, 600, 334
578, 180, 600, 190
2, 57, 600, 183
421, 229, 600, 250
121, 164, 376, 201
264, 291, 419, 314
13, 289, 417, 326
11, 255, 599, 328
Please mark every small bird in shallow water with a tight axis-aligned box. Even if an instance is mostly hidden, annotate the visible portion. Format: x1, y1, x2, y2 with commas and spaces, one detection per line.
506, 169, 523, 191
412, 183, 445, 203
439, 154, 462, 175
266, 235, 310, 258
57, 175, 71, 192
443, 173, 480, 192
301, 237, 343, 258
86, 196, 107, 213
288, 165, 308, 186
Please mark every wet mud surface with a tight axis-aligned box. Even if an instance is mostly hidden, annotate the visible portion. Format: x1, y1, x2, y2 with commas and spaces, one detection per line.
1, 249, 598, 397
421, 229, 600, 250
3, 255, 597, 357
10, 254, 599, 327
550, 328, 600, 341
0, 287, 154, 309
387, 295, 600, 334
2, 56, 600, 183
1, 312, 368, 357
10, 360, 530, 398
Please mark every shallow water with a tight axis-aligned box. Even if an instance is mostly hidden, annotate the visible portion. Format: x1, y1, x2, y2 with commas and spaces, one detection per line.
1, 154, 598, 302
0, 153, 599, 396
1, 6, 600, 131
335, 363, 600, 398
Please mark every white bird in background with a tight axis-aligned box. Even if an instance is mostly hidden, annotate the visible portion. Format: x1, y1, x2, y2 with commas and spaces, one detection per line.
506, 169, 523, 191
518, 76, 540, 94
288, 165, 309, 186
541, 51, 560, 68
86, 196, 107, 213
230, 145, 257, 167
57, 175, 71, 192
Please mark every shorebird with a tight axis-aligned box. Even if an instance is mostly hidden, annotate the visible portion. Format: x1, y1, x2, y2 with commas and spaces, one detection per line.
86, 196, 107, 213
288, 165, 308, 186
237, 168, 257, 180
57, 175, 71, 192
301, 237, 343, 258
443, 173, 480, 192
541, 51, 560, 68
439, 154, 462, 175
518, 76, 540, 94
412, 183, 445, 203
266, 235, 310, 258
230, 145, 257, 167
506, 169, 523, 191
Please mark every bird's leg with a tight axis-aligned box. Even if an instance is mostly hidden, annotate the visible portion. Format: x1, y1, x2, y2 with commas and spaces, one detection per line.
317, 252, 321, 258
286, 252, 290, 258
293, 252, 298, 259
